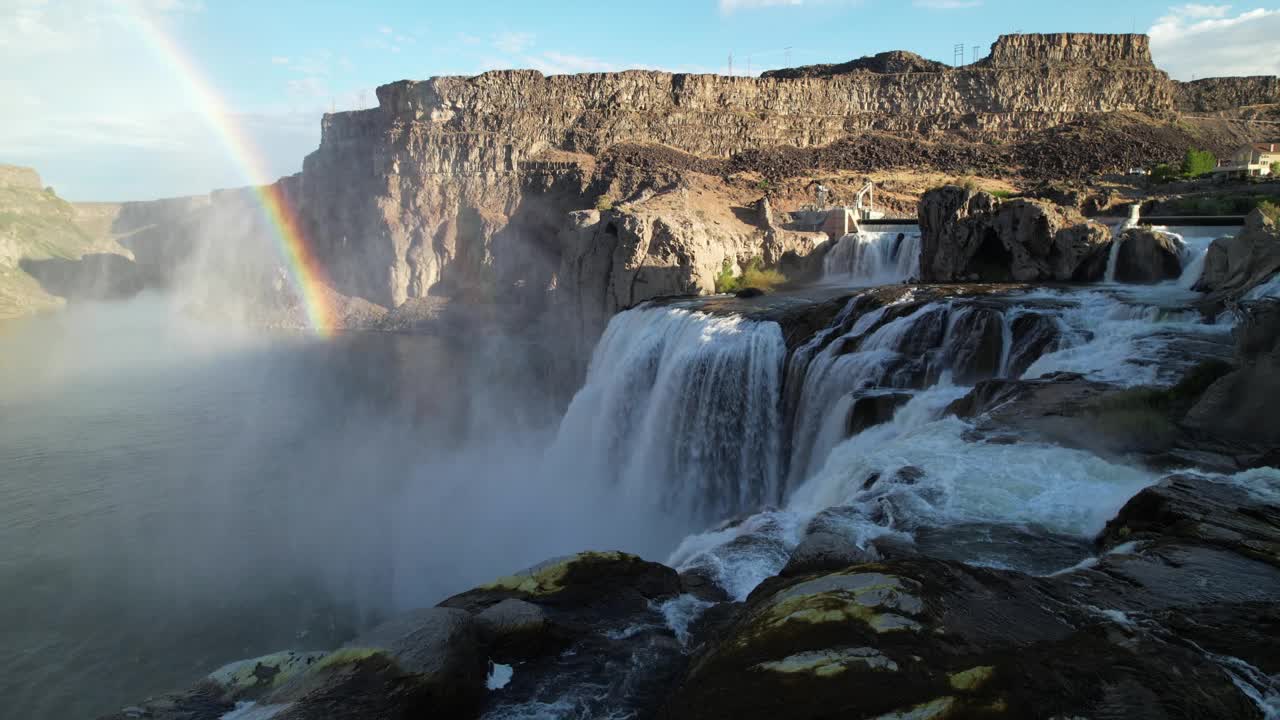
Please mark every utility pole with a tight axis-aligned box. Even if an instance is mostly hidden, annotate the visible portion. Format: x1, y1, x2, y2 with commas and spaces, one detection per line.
954, 43, 965, 67
972, 45, 980, 63
728, 52, 734, 76
785, 46, 793, 67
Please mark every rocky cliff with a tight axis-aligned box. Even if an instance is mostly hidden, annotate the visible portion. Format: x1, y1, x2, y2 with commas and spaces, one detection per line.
1176, 76, 1280, 112
295, 33, 1187, 329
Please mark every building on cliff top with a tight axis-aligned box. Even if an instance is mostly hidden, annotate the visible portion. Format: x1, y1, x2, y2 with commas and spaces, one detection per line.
1213, 142, 1280, 178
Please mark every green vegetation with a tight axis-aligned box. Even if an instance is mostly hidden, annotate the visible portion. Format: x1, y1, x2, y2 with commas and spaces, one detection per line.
594, 195, 614, 212
1271, 161, 1280, 177
1151, 163, 1179, 184
756, 179, 772, 192
1181, 148, 1217, 178
1260, 200, 1280, 224
715, 256, 788, 294
988, 189, 1014, 199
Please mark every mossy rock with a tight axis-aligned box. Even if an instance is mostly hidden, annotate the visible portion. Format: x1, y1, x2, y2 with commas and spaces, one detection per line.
207, 650, 328, 701
444, 551, 681, 612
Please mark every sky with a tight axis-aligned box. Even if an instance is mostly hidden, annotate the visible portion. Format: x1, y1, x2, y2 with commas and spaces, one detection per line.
2, 0, 1279, 201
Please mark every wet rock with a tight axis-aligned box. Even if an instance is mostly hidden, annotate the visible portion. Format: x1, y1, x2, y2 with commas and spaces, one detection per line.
476, 599, 564, 660
781, 532, 880, 577
207, 650, 329, 702
442, 551, 681, 613
845, 392, 912, 435
663, 557, 1259, 720
945, 307, 1005, 383
1098, 474, 1280, 568
918, 187, 1111, 283
1185, 300, 1280, 447
1113, 227, 1183, 284
256, 608, 487, 718
443, 551, 688, 719
735, 286, 765, 298
1006, 312, 1063, 377
1194, 208, 1280, 304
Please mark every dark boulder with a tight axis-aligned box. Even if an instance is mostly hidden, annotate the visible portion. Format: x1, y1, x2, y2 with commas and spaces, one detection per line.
781, 531, 879, 577
917, 186, 1111, 283
1098, 474, 1280, 568
1113, 227, 1184, 283
1194, 208, 1280, 304
1184, 299, 1280, 447
945, 307, 1006, 383
662, 557, 1261, 720
845, 392, 912, 435
1006, 312, 1063, 378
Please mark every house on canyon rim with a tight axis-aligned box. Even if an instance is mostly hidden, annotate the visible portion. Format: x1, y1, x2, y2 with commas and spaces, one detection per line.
1213, 142, 1280, 178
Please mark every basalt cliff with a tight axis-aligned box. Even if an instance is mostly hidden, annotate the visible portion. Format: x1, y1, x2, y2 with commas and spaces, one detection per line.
5, 33, 1276, 343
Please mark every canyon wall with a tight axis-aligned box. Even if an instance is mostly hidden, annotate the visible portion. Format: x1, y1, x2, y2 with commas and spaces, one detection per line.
1175, 76, 1280, 112
297, 33, 1180, 318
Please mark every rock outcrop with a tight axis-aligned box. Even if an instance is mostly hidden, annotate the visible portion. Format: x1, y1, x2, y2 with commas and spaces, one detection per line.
1175, 76, 1280, 112
292, 33, 1182, 325
1193, 208, 1280, 304
917, 186, 1111, 282
1112, 227, 1184, 284
1185, 299, 1280, 448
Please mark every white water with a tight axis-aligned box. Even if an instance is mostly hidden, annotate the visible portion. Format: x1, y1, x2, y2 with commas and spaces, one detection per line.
822, 226, 920, 284
549, 306, 787, 528
1103, 225, 1228, 289
653, 281, 1236, 600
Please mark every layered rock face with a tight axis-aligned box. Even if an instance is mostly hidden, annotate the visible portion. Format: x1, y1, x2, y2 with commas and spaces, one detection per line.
296, 33, 1176, 319
1176, 76, 1280, 112
916, 186, 1111, 282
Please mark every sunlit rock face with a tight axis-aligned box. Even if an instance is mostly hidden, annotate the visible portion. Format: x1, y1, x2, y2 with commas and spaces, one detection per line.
294, 33, 1178, 316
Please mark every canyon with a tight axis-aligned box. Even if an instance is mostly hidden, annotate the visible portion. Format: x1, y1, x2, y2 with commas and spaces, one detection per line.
6, 33, 1276, 345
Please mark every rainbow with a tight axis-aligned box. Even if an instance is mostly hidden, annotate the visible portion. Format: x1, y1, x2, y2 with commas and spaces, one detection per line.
128, 6, 338, 336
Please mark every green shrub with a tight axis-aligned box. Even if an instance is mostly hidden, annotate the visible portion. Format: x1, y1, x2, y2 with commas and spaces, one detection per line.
1260, 200, 1280, 224
1180, 148, 1217, 178
714, 259, 740, 293
988, 189, 1013, 199
1271, 161, 1279, 177
739, 256, 787, 291
594, 195, 614, 212
715, 256, 787, 294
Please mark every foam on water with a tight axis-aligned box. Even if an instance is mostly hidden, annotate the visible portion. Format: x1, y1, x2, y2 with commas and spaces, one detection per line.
1019, 288, 1229, 386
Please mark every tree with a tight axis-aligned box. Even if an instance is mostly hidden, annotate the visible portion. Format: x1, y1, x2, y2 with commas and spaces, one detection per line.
1180, 148, 1217, 178
1271, 161, 1279, 177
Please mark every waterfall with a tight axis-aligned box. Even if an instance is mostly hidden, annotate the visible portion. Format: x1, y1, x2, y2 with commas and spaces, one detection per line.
822, 225, 920, 285
550, 305, 787, 526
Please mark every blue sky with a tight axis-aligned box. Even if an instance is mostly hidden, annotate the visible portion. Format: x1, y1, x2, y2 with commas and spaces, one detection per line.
3, 0, 1278, 200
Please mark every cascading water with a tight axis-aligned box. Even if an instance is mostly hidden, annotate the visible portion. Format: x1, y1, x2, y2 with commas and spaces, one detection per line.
664, 283, 1234, 601
822, 225, 920, 285
549, 305, 787, 529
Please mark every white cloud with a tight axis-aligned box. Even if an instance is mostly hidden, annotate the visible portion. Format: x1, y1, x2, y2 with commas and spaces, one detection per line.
0, 0, 317, 200
1150, 4, 1280, 79
912, 0, 982, 8
492, 31, 535, 54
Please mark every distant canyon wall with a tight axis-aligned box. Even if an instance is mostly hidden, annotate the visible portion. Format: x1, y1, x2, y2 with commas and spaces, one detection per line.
297, 33, 1181, 314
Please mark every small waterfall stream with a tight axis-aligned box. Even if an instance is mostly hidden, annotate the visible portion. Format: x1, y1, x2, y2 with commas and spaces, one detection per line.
822, 226, 921, 284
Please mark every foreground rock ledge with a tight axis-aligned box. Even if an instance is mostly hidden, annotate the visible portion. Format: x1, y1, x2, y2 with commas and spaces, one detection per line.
102, 470, 1280, 720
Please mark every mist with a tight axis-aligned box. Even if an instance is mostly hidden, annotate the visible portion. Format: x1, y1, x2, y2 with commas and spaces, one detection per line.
0, 204, 694, 719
